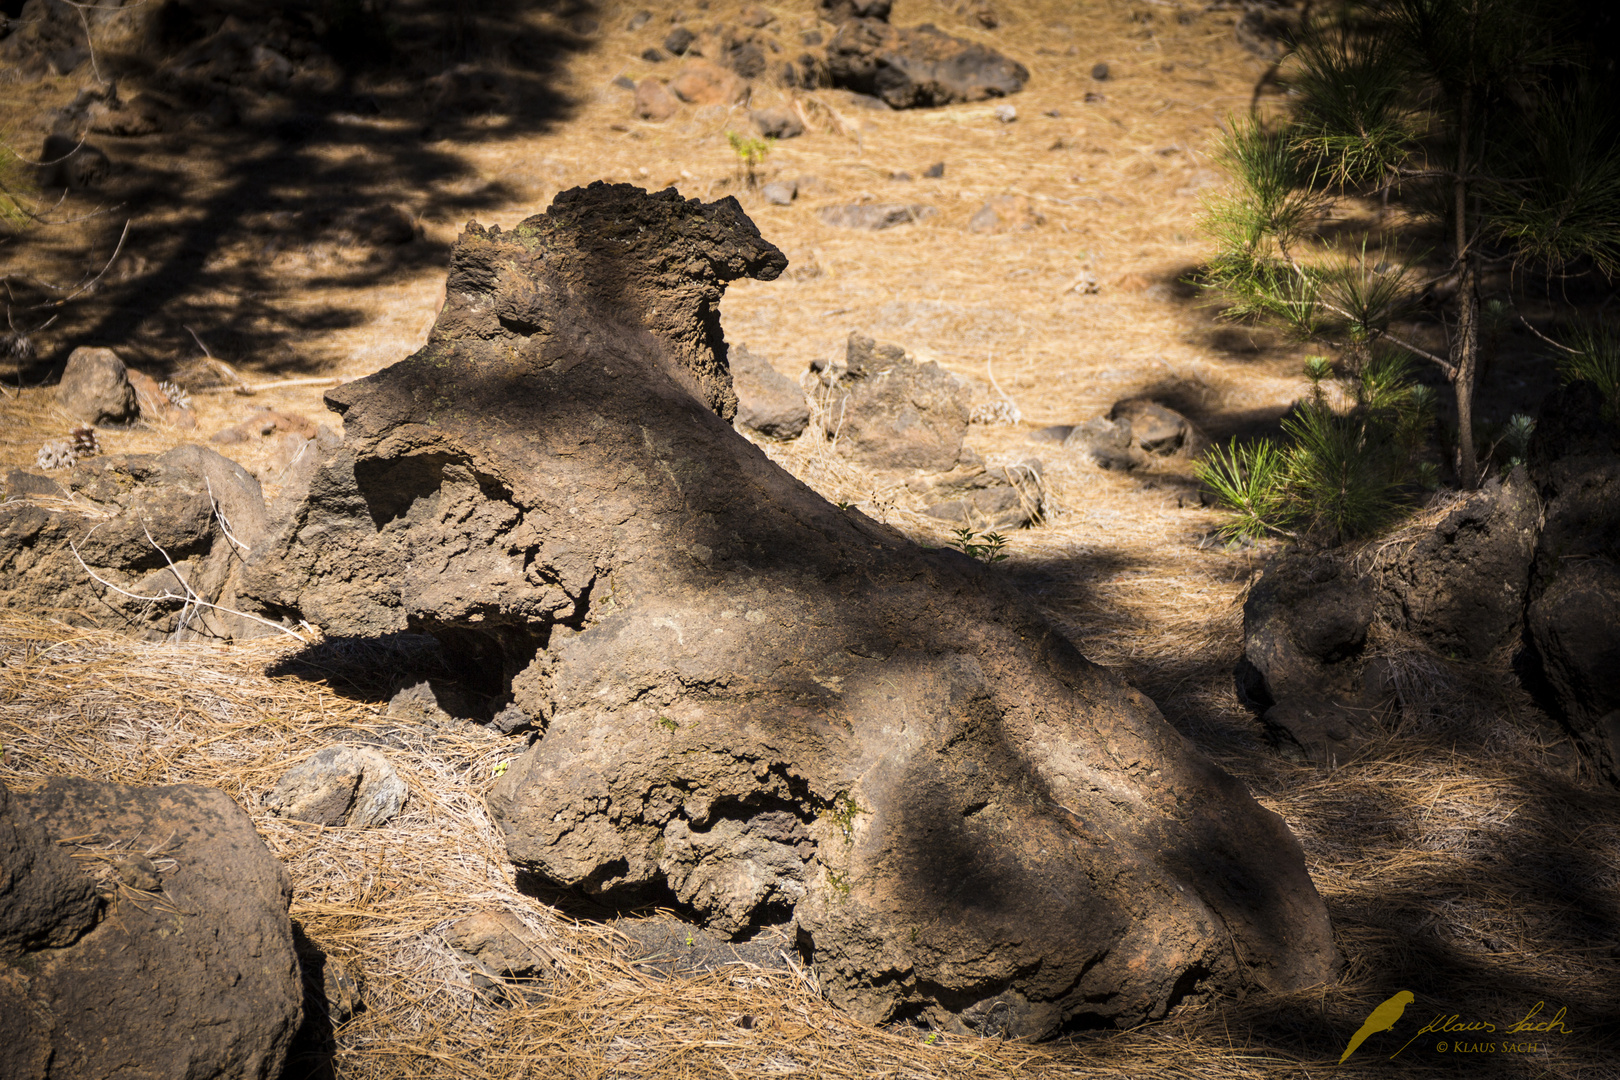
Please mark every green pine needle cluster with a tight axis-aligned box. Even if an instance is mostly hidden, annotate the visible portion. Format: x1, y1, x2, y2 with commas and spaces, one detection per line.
1557, 320, 1620, 421
1197, 356, 1435, 545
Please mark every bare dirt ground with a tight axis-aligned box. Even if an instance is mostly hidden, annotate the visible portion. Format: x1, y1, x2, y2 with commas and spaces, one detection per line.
3, 2, 1617, 1078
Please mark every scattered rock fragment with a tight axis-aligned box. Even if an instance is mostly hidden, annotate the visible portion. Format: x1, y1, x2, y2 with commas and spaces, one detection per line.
1109, 398, 1196, 457
822, 332, 970, 471
731, 343, 810, 439
56, 346, 137, 425
633, 77, 680, 120
670, 58, 746, 104
817, 202, 937, 230
968, 194, 1043, 233
264, 745, 408, 829
761, 179, 797, 204
664, 26, 696, 55
750, 106, 804, 138
909, 457, 1045, 529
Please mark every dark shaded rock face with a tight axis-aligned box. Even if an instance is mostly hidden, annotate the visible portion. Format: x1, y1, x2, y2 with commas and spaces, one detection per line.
0, 444, 274, 640
241, 183, 1338, 1037
1375, 469, 1539, 662
826, 19, 1029, 108
1240, 553, 1376, 712
0, 778, 302, 1080
1526, 382, 1620, 781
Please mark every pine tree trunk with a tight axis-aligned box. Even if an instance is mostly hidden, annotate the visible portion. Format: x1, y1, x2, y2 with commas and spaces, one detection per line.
1451, 84, 1481, 489
1453, 254, 1481, 489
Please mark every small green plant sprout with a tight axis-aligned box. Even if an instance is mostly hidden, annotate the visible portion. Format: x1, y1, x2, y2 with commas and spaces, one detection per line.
835, 499, 854, 511
825, 791, 865, 844
949, 528, 1010, 562
656, 715, 679, 732
685, 931, 695, 947
493, 760, 510, 778
1488, 413, 1537, 471
826, 868, 852, 897
725, 129, 775, 189
924, 1031, 941, 1045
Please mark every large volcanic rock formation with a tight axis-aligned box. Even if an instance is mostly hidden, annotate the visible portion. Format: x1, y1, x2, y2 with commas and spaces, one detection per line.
241, 183, 1338, 1037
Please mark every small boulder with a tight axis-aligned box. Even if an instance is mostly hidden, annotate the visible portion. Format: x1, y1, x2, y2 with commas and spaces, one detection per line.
1375, 469, 1539, 661
826, 18, 1029, 109
670, 58, 746, 104
633, 77, 680, 120
0, 777, 301, 1080
1237, 552, 1375, 712
39, 133, 110, 190
910, 457, 1045, 529
664, 26, 697, 55
817, 202, 937, 230
57, 346, 137, 425
825, 332, 970, 471
628, 10, 652, 30
750, 106, 804, 139
761, 179, 797, 205
968, 194, 1043, 233
731, 343, 810, 439
264, 745, 408, 828
1525, 381, 1620, 780
1062, 416, 1135, 470
1110, 398, 1195, 456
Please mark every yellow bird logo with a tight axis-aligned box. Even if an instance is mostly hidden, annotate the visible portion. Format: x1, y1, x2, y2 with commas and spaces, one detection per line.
1339, 991, 1415, 1064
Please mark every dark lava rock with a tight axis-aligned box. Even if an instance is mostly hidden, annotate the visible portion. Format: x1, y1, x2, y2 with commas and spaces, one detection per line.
0, 777, 301, 1080
0, 444, 277, 640
238, 182, 1338, 1037
826, 18, 1029, 108
1526, 381, 1620, 780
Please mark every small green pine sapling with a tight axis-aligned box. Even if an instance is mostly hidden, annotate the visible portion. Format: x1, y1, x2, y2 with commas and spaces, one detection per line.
725, 130, 774, 190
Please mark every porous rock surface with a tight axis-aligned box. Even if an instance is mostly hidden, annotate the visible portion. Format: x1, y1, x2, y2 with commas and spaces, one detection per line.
1526, 381, 1620, 781
0, 444, 275, 640
0, 777, 302, 1080
239, 182, 1338, 1037
56, 345, 137, 425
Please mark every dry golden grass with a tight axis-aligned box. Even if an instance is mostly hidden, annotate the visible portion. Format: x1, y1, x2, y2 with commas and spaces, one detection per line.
4, 1, 1620, 1077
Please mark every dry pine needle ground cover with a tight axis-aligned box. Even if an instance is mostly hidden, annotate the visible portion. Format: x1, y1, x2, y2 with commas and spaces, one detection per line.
2, 1, 1618, 1077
